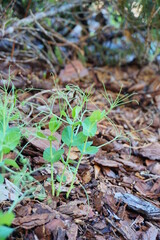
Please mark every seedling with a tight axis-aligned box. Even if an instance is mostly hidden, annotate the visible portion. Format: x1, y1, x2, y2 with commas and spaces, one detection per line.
0, 82, 21, 183
32, 85, 136, 198
37, 116, 64, 196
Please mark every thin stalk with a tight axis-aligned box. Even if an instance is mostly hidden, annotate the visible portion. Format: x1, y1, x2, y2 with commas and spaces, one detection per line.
56, 125, 74, 196
97, 135, 120, 148
66, 137, 88, 198
50, 141, 55, 196
56, 144, 72, 196
0, 151, 3, 162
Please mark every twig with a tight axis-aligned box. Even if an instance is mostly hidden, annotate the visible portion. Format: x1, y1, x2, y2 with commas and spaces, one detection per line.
4, 1, 83, 36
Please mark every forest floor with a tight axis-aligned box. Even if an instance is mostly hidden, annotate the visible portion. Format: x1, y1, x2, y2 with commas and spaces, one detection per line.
1, 60, 160, 240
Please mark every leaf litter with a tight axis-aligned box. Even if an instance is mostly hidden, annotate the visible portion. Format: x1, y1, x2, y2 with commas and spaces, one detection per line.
0, 61, 160, 240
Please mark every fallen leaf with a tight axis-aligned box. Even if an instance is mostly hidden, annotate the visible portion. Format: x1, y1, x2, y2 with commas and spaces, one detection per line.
138, 143, 160, 161
25, 128, 61, 151
59, 60, 89, 82
94, 164, 101, 179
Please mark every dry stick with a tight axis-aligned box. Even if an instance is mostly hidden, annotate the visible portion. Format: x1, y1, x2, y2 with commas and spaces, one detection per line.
4, 1, 83, 36
24, 0, 32, 17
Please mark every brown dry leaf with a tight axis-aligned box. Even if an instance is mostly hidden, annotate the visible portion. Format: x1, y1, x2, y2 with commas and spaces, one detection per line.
69, 148, 79, 160
13, 213, 55, 229
58, 200, 94, 218
59, 60, 89, 82
117, 157, 146, 172
54, 161, 73, 185
128, 82, 146, 92
147, 162, 160, 175
139, 143, 160, 161
94, 157, 123, 168
81, 170, 92, 184
45, 219, 66, 231
94, 164, 101, 179
93, 191, 103, 212
102, 167, 117, 178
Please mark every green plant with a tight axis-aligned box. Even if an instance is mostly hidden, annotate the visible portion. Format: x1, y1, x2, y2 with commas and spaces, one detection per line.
0, 211, 15, 240
34, 84, 136, 198
0, 82, 21, 183
37, 116, 64, 196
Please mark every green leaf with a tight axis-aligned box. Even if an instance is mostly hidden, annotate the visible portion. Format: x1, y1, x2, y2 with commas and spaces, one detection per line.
9, 112, 20, 121
55, 46, 64, 65
72, 132, 87, 147
51, 149, 64, 163
49, 116, 62, 133
2, 127, 21, 154
90, 110, 105, 123
0, 211, 14, 225
36, 131, 47, 139
60, 110, 66, 117
84, 146, 99, 155
66, 116, 73, 125
3, 159, 19, 169
43, 147, 64, 163
0, 226, 14, 240
56, 174, 66, 183
72, 121, 82, 127
48, 135, 57, 142
43, 147, 53, 162
78, 141, 92, 153
72, 106, 81, 120
62, 126, 72, 146
82, 117, 97, 137
78, 141, 98, 155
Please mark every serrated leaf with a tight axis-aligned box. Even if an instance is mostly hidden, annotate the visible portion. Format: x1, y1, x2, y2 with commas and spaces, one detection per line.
3, 159, 19, 169
82, 117, 97, 137
49, 116, 62, 133
62, 126, 72, 146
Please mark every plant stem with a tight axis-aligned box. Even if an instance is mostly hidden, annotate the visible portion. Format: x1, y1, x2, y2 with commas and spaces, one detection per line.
51, 162, 55, 196
56, 144, 71, 197
66, 137, 88, 198
56, 125, 74, 197
0, 151, 3, 162
50, 141, 55, 196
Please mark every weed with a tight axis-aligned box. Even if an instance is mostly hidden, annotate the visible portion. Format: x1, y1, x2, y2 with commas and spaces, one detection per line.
0, 211, 15, 240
